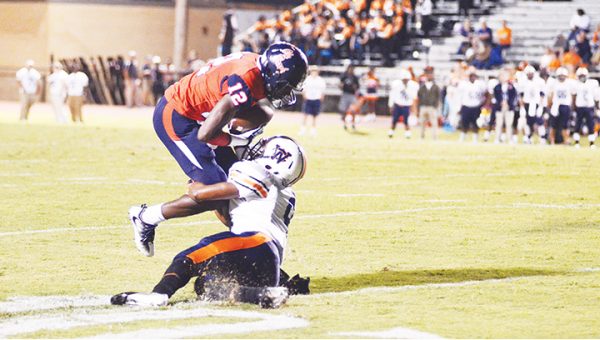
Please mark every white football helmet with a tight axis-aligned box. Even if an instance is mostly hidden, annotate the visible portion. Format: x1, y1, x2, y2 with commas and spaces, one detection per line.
245, 136, 306, 187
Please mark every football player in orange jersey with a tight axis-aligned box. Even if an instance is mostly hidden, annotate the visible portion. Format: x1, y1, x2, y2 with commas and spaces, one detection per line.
128, 42, 308, 257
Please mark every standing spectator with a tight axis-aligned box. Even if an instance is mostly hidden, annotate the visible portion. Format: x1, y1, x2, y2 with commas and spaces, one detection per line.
338, 65, 360, 125
570, 8, 590, 32
458, 0, 471, 17
562, 44, 583, 71
415, 0, 433, 37
16, 60, 41, 122
219, 9, 238, 57
123, 51, 140, 108
572, 67, 599, 148
47, 62, 68, 124
458, 69, 487, 143
66, 64, 89, 123
417, 67, 441, 139
547, 67, 576, 145
141, 56, 154, 106
496, 20, 512, 52
388, 69, 419, 138
492, 71, 517, 144
151, 56, 165, 103
300, 66, 327, 136
316, 31, 334, 65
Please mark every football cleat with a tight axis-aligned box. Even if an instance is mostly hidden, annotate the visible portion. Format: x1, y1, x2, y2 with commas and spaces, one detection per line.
129, 204, 157, 257
111, 292, 168, 306
258, 286, 289, 309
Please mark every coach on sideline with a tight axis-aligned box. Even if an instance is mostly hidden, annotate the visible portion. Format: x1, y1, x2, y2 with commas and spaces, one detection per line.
66, 64, 89, 123
16, 60, 41, 122
300, 65, 326, 136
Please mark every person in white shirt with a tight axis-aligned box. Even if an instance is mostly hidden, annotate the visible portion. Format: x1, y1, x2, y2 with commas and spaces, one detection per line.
569, 9, 590, 32
15, 60, 41, 121
547, 67, 577, 145
388, 69, 419, 138
47, 62, 69, 123
517, 65, 547, 144
458, 69, 488, 142
66, 65, 89, 123
573, 67, 599, 148
300, 66, 327, 136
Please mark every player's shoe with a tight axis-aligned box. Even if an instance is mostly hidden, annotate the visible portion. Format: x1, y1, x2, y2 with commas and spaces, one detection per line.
129, 204, 157, 257
111, 292, 168, 306
258, 287, 289, 309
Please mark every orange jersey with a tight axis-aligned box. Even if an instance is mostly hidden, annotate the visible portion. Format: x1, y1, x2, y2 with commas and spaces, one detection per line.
165, 52, 266, 121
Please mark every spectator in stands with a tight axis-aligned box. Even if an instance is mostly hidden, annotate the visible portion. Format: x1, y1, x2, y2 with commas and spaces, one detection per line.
592, 24, 600, 51
316, 31, 334, 65
415, 0, 433, 37
66, 64, 89, 123
338, 65, 360, 125
540, 47, 555, 71
15, 60, 41, 122
570, 8, 590, 33
472, 39, 491, 69
219, 9, 238, 57
575, 30, 592, 64
496, 20, 512, 51
47, 62, 68, 124
562, 43, 583, 71
548, 50, 562, 72
458, 0, 471, 17
163, 58, 176, 87
417, 67, 441, 139
300, 66, 327, 136
553, 33, 567, 53
124, 51, 140, 108
477, 18, 493, 46
456, 19, 474, 55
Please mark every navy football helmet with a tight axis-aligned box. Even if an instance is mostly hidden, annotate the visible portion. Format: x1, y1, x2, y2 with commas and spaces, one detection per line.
258, 42, 308, 108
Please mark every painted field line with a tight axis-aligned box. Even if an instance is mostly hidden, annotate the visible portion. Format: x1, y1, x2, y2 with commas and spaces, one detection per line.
0, 295, 108, 314
333, 327, 443, 339
2, 202, 600, 238
335, 193, 385, 197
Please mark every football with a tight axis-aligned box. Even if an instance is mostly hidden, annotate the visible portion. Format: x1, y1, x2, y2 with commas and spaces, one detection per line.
229, 104, 273, 134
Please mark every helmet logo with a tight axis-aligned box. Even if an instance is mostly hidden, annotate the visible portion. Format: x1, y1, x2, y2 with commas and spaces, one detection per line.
271, 49, 295, 73
271, 144, 292, 163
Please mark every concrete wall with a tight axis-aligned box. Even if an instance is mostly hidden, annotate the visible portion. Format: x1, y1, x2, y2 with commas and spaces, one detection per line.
0, 1, 224, 100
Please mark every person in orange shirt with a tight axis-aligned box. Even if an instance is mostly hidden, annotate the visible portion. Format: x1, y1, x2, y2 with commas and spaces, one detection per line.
562, 44, 583, 69
127, 43, 308, 257
497, 20, 512, 49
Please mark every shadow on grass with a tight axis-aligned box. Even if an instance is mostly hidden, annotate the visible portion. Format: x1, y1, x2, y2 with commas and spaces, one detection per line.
310, 268, 564, 294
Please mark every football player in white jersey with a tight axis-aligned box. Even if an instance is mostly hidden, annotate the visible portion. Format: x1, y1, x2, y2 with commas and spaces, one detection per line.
111, 136, 307, 308
517, 65, 547, 144
547, 67, 577, 145
458, 69, 488, 143
573, 67, 599, 148
388, 69, 419, 138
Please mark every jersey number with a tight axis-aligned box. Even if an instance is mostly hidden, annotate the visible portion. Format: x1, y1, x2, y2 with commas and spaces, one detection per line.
283, 197, 296, 227
229, 82, 248, 106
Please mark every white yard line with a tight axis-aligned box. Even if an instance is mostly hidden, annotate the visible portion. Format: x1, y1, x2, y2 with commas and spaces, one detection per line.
334, 327, 443, 339
335, 193, 385, 197
2, 202, 599, 238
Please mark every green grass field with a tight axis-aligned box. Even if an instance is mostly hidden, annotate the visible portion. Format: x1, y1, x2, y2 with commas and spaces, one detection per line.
1, 107, 600, 338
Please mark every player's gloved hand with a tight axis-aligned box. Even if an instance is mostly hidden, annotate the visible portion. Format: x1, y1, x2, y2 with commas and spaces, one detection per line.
229, 125, 264, 147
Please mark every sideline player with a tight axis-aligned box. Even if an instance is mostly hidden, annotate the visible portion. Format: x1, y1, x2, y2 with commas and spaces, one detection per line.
547, 67, 576, 145
518, 65, 546, 144
129, 43, 308, 256
112, 136, 306, 309
572, 67, 599, 148
458, 69, 488, 143
388, 69, 418, 138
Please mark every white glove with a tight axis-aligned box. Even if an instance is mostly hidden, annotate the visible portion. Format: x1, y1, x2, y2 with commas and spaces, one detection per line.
229, 125, 264, 147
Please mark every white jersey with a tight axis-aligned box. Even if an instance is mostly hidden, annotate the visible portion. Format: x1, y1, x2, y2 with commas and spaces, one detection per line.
66, 71, 89, 96
574, 79, 600, 108
458, 79, 487, 108
517, 76, 545, 105
16, 67, 41, 95
227, 160, 295, 259
303, 75, 327, 100
388, 79, 419, 107
548, 77, 576, 109
487, 78, 499, 104
47, 70, 68, 99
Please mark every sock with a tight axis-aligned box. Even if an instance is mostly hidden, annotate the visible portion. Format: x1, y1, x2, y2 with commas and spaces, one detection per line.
589, 134, 596, 145
573, 132, 580, 144
142, 203, 166, 225
388, 129, 394, 136
152, 257, 194, 297
405, 130, 412, 138
472, 134, 478, 143
459, 132, 466, 142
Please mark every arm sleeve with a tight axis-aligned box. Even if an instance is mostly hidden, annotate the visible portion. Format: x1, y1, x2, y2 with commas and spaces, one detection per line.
227, 161, 273, 200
